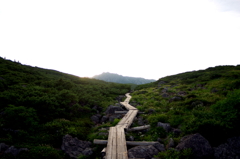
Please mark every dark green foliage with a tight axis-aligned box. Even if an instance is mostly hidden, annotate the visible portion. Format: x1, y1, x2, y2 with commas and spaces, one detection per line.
3, 105, 38, 130
131, 64, 240, 151
0, 57, 130, 158
155, 148, 192, 159
211, 90, 240, 135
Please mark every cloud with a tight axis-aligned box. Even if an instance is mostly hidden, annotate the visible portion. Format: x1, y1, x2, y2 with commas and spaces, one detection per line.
211, 0, 240, 13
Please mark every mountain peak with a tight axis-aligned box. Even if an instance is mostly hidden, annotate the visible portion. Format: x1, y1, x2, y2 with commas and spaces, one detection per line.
92, 72, 156, 85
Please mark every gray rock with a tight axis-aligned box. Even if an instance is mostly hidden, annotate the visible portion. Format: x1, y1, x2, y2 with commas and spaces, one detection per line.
170, 96, 183, 102
153, 143, 165, 152
158, 81, 166, 87
105, 105, 124, 114
115, 103, 121, 107
92, 105, 102, 113
82, 148, 93, 156
4, 146, 28, 156
109, 114, 122, 122
191, 101, 204, 107
157, 138, 164, 144
148, 109, 155, 114
128, 143, 164, 159
161, 88, 168, 93
162, 93, 169, 98
167, 138, 175, 149
91, 115, 100, 124
5, 146, 18, 156
0, 143, 9, 152
61, 134, 92, 159
137, 116, 145, 126
172, 128, 181, 136
177, 91, 187, 96
98, 132, 108, 137
0, 143, 28, 156
101, 116, 108, 123
128, 136, 134, 141
214, 136, 240, 159
211, 88, 219, 93
157, 122, 172, 132
116, 95, 125, 102
176, 133, 213, 159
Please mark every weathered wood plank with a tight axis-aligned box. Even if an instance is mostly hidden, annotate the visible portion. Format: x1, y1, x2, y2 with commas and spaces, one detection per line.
127, 125, 150, 132
94, 139, 159, 146
106, 127, 116, 159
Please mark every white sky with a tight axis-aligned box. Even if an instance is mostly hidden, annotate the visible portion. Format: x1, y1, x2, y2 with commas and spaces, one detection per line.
0, 0, 240, 80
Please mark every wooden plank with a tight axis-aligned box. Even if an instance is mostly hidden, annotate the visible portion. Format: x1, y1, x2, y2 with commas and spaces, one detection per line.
106, 127, 117, 159
112, 127, 117, 159
94, 139, 159, 146
115, 111, 128, 114
127, 125, 150, 132
117, 127, 128, 159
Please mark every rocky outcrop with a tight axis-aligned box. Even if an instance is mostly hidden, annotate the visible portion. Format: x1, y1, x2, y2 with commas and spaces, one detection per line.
128, 142, 165, 159
0, 143, 28, 156
61, 134, 93, 159
214, 136, 240, 159
105, 105, 124, 114
176, 133, 213, 159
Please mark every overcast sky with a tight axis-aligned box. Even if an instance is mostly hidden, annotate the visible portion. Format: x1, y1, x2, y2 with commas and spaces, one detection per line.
0, 0, 240, 80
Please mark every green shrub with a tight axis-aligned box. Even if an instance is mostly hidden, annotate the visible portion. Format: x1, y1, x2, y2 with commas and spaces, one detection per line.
155, 148, 192, 159
18, 145, 63, 159
147, 114, 168, 126
3, 105, 39, 131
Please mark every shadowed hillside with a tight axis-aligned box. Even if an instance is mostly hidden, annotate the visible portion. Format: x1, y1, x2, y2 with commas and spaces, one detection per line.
0, 57, 131, 159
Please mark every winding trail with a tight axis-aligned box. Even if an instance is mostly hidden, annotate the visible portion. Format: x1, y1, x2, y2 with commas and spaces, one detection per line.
105, 93, 138, 159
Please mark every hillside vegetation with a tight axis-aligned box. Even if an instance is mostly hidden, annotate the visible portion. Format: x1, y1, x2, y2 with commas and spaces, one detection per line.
130, 65, 240, 149
92, 72, 156, 85
0, 57, 131, 159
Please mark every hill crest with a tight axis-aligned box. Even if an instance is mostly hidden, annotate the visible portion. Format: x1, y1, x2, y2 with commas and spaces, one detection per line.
92, 72, 156, 85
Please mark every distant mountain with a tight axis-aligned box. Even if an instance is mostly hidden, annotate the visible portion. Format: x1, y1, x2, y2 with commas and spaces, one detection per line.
92, 72, 156, 85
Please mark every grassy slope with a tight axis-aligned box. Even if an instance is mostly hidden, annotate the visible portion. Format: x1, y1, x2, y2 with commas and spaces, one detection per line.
131, 65, 240, 147
0, 57, 131, 159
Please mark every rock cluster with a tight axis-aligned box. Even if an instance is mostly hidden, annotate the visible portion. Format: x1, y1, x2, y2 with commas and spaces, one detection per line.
0, 143, 28, 156
61, 134, 93, 159
128, 143, 165, 159
90, 105, 125, 124
214, 136, 240, 159
176, 133, 213, 159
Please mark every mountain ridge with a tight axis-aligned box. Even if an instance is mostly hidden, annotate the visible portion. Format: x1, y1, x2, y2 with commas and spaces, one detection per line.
92, 72, 156, 85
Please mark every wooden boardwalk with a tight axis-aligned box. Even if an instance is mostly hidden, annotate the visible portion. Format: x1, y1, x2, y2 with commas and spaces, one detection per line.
105, 93, 138, 159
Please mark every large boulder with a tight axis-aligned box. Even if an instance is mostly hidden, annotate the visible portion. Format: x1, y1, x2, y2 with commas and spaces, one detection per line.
214, 136, 240, 159
61, 134, 92, 159
105, 105, 124, 115
128, 143, 165, 159
176, 133, 213, 159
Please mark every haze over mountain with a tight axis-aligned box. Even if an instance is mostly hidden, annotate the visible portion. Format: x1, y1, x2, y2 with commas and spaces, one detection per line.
92, 72, 156, 85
